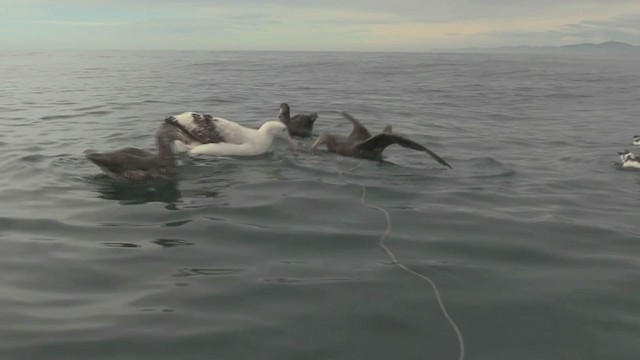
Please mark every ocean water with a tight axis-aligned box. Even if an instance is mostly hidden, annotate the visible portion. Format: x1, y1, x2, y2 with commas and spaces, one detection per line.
0, 50, 639, 360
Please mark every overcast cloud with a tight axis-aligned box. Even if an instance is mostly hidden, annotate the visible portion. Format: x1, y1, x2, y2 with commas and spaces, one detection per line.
2, 0, 639, 50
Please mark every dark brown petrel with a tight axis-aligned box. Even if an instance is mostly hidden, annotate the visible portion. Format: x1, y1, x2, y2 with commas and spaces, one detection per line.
311, 112, 452, 169
86, 123, 194, 181
279, 102, 318, 138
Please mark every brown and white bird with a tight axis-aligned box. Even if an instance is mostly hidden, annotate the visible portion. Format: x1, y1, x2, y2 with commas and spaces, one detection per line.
618, 149, 640, 169
164, 112, 298, 156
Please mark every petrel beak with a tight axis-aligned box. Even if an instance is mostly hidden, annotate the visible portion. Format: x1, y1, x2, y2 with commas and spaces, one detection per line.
618, 151, 625, 156
311, 137, 322, 150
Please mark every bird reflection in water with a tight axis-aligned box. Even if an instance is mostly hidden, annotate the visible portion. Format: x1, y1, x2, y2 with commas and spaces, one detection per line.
88, 175, 183, 206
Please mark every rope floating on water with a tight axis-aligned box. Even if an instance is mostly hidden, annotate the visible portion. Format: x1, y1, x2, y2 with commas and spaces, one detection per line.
338, 161, 465, 360
358, 185, 465, 360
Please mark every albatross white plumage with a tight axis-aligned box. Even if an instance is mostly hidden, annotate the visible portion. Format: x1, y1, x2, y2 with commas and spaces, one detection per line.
164, 112, 298, 156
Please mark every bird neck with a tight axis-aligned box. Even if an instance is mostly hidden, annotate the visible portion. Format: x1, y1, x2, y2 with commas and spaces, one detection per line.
279, 109, 291, 124
155, 125, 179, 164
255, 128, 276, 151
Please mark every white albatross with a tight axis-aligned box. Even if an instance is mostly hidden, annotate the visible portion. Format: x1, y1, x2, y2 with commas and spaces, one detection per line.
164, 112, 298, 156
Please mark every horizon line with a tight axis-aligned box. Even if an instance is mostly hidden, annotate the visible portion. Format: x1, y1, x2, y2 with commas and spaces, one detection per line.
3, 41, 639, 54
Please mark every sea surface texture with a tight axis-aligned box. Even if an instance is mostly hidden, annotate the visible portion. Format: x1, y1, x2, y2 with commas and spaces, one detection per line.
1, 50, 639, 360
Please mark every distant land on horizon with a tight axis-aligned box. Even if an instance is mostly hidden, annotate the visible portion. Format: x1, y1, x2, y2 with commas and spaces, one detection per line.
434, 41, 640, 55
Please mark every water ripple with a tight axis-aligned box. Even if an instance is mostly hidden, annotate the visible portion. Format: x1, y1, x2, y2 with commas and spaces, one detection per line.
1, 50, 639, 360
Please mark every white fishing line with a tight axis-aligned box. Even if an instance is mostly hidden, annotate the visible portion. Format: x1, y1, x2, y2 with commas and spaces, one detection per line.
340, 162, 465, 360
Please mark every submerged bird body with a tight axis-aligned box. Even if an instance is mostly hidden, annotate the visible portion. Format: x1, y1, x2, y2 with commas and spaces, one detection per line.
618, 149, 640, 169
633, 135, 640, 146
164, 112, 298, 156
312, 112, 452, 168
86, 123, 191, 181
278, 103, 318, 138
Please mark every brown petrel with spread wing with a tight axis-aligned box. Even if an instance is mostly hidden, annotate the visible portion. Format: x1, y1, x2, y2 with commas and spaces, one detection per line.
311, 112, 452, 169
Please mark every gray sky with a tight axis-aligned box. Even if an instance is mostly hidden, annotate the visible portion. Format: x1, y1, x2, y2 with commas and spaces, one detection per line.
2, 0, 640, 51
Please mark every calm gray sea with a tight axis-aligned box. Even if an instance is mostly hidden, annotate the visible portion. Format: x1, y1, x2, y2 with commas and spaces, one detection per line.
0, 50, 639, 360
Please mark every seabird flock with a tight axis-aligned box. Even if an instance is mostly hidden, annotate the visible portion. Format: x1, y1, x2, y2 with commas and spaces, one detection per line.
86, 103, 453, 181
86, 101, 640, 181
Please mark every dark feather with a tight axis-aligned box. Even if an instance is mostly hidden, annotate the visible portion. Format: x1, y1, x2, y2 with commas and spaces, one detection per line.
313, 112, 451, 168
291, 114, 317, 125
288, 114, 317, 137
87, 149, 156, 172
117, 147, 154, 158
86, 124, 186, 181
279, 103, 317, 138
340, 112, 371, 142
355, 134, 452, 168
164, 113, 225, 144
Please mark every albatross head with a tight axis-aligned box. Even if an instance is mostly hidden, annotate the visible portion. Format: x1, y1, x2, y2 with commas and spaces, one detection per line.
259, 121, 299, 151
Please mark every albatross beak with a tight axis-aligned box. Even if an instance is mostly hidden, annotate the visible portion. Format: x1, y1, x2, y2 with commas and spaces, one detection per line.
286, 136, 299, 151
